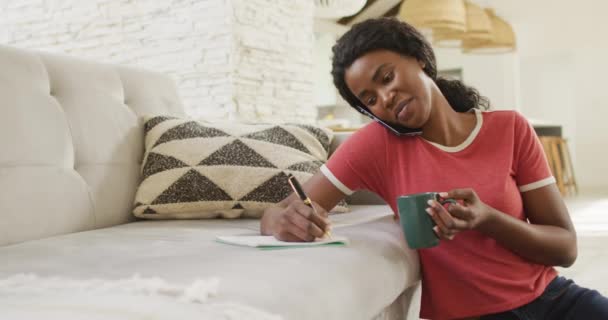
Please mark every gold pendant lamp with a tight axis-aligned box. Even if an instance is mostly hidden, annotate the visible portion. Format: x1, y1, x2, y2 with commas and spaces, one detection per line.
398, 0, 467, 35
463, 9, 516, 53
433, 1, 492, 48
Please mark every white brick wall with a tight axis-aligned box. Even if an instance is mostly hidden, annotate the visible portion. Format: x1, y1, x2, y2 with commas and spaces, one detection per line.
0, 0, 316, 123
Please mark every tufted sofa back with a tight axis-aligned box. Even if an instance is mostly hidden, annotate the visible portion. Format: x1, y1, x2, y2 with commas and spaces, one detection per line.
0, 45, 185, 246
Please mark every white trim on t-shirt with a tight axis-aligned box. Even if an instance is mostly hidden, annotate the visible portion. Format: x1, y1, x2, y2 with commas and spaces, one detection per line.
422, 109, 483, 153
519, 176, 557, 192
320, 164, 355, 195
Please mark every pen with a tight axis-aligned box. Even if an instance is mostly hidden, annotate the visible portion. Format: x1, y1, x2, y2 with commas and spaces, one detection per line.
286, 174, 332, 239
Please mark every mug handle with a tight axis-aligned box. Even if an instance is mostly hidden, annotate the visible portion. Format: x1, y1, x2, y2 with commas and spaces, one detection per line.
435, 193, 457, 207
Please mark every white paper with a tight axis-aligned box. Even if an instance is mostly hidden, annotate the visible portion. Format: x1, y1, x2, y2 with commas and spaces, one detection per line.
215, 235, 348, 248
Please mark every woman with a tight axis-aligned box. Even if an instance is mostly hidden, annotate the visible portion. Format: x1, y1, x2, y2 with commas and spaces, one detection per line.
260, 18, 608, 319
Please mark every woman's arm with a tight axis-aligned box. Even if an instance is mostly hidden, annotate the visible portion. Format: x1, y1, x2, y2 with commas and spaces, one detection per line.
428, 184, 577, 267
479, 184, 576, 267
260, 172, 347, 241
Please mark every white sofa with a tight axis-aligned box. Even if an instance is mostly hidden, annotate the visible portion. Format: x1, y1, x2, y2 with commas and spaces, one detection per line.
0, 45, 421, 320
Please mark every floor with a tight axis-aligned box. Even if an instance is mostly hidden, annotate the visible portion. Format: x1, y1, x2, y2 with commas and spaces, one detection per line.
558, 188, 608, 295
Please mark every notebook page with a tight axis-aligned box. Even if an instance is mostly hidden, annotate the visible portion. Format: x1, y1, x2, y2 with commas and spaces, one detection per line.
216, 235, 348, 248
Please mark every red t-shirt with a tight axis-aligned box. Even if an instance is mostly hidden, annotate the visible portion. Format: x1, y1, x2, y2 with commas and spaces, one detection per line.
321, 109, 558, 319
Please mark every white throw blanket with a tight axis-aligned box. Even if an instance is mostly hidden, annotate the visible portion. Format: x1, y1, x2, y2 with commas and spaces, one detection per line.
0, 274, 282, 320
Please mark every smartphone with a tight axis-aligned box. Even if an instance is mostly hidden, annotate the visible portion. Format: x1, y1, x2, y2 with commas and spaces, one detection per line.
353, 104, 422, 137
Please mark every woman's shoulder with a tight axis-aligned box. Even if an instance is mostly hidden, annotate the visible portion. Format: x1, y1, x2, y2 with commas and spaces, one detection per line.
346, 121, 389, 143
480, 109, 525, 126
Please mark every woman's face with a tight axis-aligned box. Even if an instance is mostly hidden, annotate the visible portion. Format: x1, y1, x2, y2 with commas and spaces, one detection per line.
344, 50, 433, 129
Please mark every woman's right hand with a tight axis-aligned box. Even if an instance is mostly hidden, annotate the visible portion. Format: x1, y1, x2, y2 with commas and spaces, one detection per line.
266, 200, 332, 242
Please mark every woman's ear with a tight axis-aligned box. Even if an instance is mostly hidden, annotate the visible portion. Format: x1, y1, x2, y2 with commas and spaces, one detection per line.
418, 60, 426, 69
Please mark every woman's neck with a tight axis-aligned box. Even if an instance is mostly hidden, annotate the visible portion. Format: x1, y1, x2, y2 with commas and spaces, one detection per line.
421, 89, 477, 147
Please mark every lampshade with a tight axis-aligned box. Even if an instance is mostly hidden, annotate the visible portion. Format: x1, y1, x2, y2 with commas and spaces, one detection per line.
433, 1, 492, 48
463, 9, 516, 53
399, 0, 467, 34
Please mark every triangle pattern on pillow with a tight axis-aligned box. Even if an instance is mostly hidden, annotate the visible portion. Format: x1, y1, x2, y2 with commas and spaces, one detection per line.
197, 166, 278, 200
242, 126, 311, 155
153, 121, 230, 147
239, 171, 292, 203
133, 117, 350, 219
215, 123, 273, 137
244, 139, 312, 169
142, 152, 190, 180
144, 116, 178, 134
152, 169, 233, 204
152, 137, 236, 166
286, 160, 324, 173
198, 139, 276, 168
143, 207, 158, 214
291, 124, 331, 153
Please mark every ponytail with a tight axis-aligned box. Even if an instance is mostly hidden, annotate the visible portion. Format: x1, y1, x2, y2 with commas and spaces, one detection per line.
435, 77, 490, 112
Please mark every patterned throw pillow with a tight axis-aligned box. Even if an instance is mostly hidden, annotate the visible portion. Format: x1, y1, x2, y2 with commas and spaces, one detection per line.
133, 116, 348, 219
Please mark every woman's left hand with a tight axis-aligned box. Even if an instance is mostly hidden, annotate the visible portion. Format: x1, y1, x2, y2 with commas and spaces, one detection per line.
426, 188, 494, 240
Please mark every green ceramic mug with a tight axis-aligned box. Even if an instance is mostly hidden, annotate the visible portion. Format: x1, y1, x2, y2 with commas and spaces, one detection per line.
397, 192, 457, 249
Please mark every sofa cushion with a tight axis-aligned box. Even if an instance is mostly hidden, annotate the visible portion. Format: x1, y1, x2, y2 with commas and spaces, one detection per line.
0, 205, 420, 320
133, 116, 348, 219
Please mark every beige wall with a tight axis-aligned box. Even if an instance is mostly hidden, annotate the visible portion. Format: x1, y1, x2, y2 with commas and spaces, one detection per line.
508, 1, 608, 191
434, 47, 521, 112
437, 0, 608, 191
